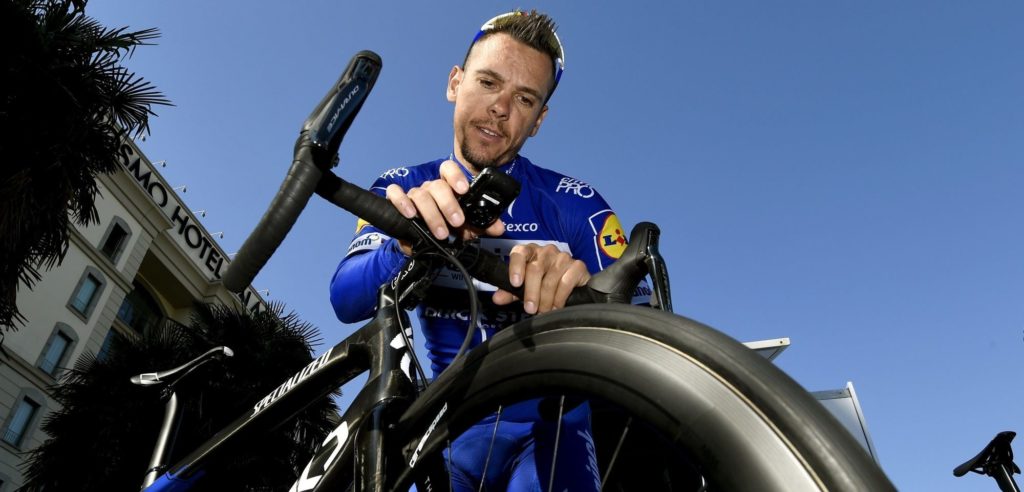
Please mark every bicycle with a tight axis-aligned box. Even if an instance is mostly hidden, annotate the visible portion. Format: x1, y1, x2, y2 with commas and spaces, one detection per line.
132, 51, 896, 491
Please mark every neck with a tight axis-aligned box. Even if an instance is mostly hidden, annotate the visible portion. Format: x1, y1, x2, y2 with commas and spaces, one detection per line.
451, 146, 480, 176
451, 148, 517, 176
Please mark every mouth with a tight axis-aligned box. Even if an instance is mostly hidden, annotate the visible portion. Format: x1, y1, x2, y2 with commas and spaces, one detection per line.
474, 124, 504, 142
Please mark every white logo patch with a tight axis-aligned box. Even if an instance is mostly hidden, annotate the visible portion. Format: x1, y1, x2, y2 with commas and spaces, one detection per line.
505, 223, 539, 232
389, 328, 415, 381
380, 167, 409, 179
555, 177, 595, 198
346, 232, 385, 256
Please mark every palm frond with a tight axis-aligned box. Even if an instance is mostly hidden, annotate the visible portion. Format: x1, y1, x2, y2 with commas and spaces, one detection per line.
0, 0, 170, 330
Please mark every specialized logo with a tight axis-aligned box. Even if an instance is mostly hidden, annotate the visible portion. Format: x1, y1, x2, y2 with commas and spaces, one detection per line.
380, 167, 409, 179
253, 347, 333, 416
555, 177, 595, 198
598, 214, 627, 259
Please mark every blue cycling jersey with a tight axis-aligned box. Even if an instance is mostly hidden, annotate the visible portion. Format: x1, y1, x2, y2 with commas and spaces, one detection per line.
330, 155, 648, 375
330, 154, 646, 491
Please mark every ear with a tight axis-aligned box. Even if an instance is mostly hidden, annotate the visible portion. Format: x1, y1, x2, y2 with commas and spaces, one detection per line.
529, 105, 549, 137
447, 66, 463, 102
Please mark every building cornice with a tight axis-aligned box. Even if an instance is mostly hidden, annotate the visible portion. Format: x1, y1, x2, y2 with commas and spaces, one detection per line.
1, 347, 59, 398
97, 162, 173, 236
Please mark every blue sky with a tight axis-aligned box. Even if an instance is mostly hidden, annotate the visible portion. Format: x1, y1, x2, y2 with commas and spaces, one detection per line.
88, 1, 1023, 489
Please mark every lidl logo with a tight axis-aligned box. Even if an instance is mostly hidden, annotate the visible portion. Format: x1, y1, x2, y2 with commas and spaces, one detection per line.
599, 214, 627, 259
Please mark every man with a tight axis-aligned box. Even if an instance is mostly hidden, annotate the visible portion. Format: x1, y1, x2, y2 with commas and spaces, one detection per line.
331, 10, 641, 491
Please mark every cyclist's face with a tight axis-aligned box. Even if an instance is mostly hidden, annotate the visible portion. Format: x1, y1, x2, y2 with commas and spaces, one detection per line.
448, 33, 552, 173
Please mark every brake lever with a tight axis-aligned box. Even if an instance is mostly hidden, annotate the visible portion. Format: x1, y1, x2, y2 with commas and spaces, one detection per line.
579, 222, 668, 308
304, 50, 382, 160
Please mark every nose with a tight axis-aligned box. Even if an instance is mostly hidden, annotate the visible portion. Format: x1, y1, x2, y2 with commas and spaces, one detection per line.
488, 92, 510, 120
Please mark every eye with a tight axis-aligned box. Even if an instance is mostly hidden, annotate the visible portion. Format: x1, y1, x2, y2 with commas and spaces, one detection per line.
516, 94, 536, 108
478, 78, 496, 89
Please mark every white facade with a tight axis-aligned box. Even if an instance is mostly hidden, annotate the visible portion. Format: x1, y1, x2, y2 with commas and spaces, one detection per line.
0, 140, 266, 490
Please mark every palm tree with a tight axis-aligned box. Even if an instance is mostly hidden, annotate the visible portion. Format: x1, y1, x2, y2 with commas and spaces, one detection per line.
18, 302, 338, 491
0, 0, 170, 331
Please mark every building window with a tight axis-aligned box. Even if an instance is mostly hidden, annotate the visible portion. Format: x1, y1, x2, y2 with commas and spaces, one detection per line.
2, 397, 40, 448
117, 281, 164, 334
36, 323, 78, 377
70, 275, 99, 313
97, 327, 122, 362
99, 216, 132, 263
67, 266, 106, 321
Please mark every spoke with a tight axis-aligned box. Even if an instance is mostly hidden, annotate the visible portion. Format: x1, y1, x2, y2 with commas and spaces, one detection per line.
478, 405, 503, 492
447, 439, 454, 492
547, 395, 566, 492
600, 416, 632, 490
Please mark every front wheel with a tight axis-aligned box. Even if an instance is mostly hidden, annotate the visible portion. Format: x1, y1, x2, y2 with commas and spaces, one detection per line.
393, 304, 894, 491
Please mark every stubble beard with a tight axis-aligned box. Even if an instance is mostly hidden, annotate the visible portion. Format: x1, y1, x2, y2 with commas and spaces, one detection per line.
458, 120, 523, 171
460, 140, 504, 171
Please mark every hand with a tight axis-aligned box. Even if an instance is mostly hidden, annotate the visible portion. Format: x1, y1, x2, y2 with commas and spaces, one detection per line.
492, 243, 590, 314
386, 160, 505, 254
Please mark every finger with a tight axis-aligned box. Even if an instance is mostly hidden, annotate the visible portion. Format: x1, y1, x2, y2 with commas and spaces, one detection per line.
492, 289, 519, 306
507, 244, 534, 288
385, 184, 416, 218
407, 186, 449, 239
538, 252, 572, 313
397, 239, 413, 256
521, 249, 552, 315
553, 260, 589, 309
424, 179, 465, 228
440, 160, 471, 195
483, 218, 505, 237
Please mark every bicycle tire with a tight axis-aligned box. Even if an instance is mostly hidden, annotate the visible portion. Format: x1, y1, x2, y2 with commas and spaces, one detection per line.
391, 303, 895, 491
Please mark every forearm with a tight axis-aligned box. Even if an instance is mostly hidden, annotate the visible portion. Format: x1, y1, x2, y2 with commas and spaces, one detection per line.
329, 239, 407, 322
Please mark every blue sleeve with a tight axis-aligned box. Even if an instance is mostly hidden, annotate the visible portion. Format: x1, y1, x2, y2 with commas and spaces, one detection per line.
329, 236, 406, 322
329, 166, 418, 323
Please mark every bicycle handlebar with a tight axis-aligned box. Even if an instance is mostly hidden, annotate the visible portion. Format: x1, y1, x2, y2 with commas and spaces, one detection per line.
223, 51, 382, 293
223, 50, 656, 309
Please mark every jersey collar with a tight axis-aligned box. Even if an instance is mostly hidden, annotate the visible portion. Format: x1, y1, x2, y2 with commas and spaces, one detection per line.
448, 153, 526, 181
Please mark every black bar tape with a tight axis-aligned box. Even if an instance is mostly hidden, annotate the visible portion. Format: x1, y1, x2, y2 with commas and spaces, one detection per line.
223, 144, 321, 293
315, 171, 419, 241
459, 246, 596, 307
459, 248, 516, 293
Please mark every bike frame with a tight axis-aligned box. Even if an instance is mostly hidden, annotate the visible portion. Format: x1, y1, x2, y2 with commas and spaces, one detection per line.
143, 260, 431, 491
